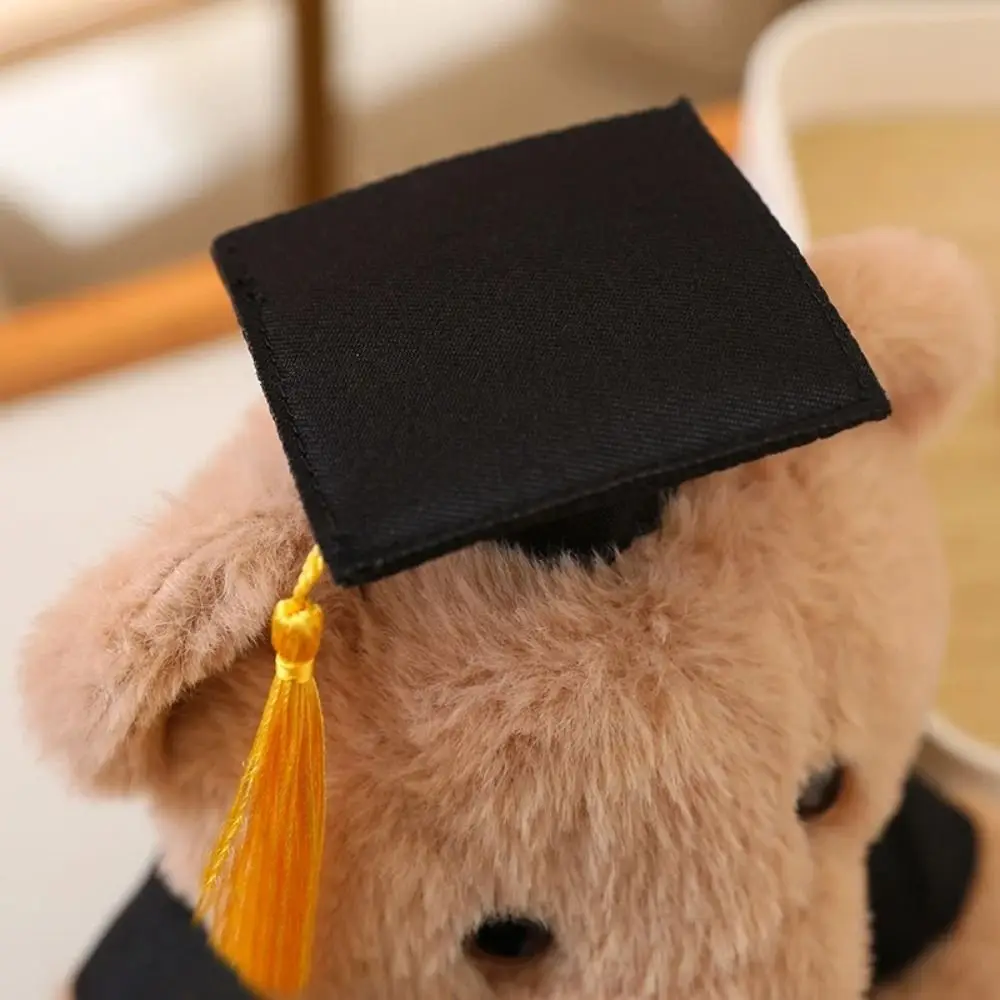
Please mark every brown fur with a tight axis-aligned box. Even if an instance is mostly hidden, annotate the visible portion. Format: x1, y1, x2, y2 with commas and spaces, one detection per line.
20, 229, 997, 998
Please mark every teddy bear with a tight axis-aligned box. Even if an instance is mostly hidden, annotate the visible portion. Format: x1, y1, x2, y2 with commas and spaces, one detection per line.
19, 223, 998, 999
16, 101, 999, 999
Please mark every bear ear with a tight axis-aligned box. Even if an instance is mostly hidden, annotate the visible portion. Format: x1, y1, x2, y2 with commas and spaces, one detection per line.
18, 403, 315, 794
808, 228, 996, 443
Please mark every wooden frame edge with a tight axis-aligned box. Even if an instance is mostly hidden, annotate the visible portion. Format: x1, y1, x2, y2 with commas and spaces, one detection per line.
0, 255, 235, 402
0, 101, 739, 404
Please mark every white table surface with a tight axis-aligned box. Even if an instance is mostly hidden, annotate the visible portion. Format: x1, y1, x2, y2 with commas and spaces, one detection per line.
0, 337, 263, 997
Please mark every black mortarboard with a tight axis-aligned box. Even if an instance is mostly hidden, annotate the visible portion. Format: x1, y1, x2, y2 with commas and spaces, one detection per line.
212, 99, 887, 588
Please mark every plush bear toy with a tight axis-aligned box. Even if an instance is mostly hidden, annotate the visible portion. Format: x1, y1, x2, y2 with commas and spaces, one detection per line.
18, 104, 999, 999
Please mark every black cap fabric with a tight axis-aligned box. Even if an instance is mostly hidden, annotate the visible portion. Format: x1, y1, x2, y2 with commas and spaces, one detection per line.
213, 99, 889, 587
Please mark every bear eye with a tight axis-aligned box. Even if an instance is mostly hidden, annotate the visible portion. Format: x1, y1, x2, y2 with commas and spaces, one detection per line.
797, 762, 845, 820
465, 916, 554, 964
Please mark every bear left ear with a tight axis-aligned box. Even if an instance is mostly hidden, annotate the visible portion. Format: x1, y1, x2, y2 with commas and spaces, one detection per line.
808, 228, 996, 443
18, 403, 315, 795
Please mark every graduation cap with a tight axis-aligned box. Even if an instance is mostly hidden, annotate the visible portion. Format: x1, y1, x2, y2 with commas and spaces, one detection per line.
195, 98, 889, 996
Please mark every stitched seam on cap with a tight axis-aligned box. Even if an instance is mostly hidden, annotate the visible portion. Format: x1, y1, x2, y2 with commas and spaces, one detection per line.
217, 240, 345, 567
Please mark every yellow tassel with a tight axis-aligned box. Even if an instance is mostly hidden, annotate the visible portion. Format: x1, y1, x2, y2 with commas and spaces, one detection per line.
196, 545, 327, 997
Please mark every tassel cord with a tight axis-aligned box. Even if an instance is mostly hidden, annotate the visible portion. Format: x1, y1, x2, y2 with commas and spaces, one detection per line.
195, 545, 328, 997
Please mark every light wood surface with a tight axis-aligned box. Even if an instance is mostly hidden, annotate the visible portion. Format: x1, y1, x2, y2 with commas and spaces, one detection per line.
794, 115, 1000, 747
0, 100, 739, 403
0, 256, 234, 401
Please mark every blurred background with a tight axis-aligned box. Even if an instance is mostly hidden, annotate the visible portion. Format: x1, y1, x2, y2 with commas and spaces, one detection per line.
0, 0, 786, 312
0, 1, 997, 997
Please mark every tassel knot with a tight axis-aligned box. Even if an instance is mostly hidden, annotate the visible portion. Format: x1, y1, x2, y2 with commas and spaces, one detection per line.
273, 598, 323, 683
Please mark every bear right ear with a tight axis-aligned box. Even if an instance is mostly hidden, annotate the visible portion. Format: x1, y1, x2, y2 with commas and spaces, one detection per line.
808, 228, 996, 444
18, 403, 315, 795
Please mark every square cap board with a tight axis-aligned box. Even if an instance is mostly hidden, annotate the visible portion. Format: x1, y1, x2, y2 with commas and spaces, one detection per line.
212, 99, 889, 587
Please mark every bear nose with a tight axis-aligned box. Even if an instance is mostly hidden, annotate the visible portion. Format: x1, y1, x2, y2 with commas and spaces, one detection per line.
464, 915, 554, 964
